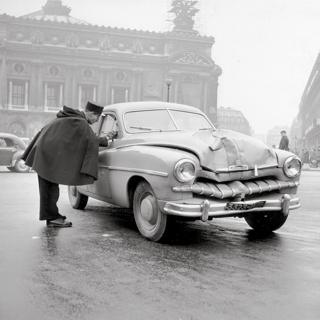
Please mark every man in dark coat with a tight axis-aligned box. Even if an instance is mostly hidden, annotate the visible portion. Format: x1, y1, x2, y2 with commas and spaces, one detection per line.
279, 130, 289, 151
22, 101, 116, 227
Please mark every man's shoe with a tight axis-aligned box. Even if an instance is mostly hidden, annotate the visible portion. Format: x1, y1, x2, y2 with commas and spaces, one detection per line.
46, 218, 72, 228
57, 214, 66, 220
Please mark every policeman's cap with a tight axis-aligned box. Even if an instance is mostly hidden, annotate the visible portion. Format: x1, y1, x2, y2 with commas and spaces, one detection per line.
85, 101, 103, 115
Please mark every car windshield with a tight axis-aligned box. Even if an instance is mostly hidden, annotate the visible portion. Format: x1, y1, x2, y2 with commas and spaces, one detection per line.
124, 109, 214, 133
125, 110, 177, 133
170, 110, 213, 131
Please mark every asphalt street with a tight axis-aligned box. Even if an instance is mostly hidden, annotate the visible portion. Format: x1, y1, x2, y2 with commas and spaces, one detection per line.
0, 169, 319, 320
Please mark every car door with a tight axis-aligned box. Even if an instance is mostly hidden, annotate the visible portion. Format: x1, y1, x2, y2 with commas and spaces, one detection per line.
87, 113, 119, 199
0, 138, 16, 166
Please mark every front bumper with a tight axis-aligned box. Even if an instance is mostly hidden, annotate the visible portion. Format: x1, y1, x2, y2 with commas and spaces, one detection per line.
162, 194, 300, 221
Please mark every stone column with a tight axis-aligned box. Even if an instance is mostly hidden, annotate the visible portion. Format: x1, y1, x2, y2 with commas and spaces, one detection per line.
29, 62, 38, 111
105, 68, 112, 105
0, 55, 7, 109
133, 69, 143, 101
202, 75, 209, 115
98, 68, 105, 104
37, 62, 43, 110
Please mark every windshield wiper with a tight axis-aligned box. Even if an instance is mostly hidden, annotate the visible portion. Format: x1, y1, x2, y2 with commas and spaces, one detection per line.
130, 126, 153, 131
198, 127, 215, 131
130, 126, 162, 132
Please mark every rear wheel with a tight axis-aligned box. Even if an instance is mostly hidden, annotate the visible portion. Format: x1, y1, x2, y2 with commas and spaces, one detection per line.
244, 211, 288, 233
133, 181, 168, 242
68, 186, 88, 209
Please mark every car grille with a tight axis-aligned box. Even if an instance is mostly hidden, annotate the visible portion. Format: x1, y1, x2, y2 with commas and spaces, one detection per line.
172, 178, 299, 199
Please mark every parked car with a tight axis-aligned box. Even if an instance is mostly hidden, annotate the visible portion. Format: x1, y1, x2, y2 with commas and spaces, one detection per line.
68, 101, 301, 241
0, 133, 30, 173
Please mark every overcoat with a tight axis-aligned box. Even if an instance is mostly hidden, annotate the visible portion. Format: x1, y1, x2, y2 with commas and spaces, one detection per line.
279, 136, 289, 151
22, 106, 106, 185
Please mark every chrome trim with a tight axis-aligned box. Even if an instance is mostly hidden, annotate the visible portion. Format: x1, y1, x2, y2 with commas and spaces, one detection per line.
99, 165, 168, 177
215, 163, 278, 173
163, 196, 300, 218
173, 178, 298, 199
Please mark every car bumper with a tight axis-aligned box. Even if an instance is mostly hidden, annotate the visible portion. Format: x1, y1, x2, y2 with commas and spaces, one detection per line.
161, 194, 300, 221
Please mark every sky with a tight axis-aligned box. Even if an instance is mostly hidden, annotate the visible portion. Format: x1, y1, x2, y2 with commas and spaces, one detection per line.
1, 0, 319, 134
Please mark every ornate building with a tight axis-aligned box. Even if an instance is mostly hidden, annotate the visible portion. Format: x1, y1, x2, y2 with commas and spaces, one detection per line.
217, 107, 252, 135
0, 0, 221, 138
297, 53, 320, 150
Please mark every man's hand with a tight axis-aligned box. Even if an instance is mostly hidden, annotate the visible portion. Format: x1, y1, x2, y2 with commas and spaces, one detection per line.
106, 130, 118, 141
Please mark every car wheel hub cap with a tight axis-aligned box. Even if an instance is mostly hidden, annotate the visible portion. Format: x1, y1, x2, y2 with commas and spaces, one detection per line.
140, 195, 157, 224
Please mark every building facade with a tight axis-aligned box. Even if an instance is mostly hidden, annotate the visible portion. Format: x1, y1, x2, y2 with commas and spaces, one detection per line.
217, 107, 251, 135
0, 0, 221, 138
297, 53, 320, 150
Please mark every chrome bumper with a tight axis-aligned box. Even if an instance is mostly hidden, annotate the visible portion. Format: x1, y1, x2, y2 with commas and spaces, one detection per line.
162, 194, 301, 221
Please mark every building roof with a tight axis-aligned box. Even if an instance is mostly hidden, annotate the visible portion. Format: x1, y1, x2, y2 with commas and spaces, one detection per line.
20, 0, 90, 26
12, 0, 214, 42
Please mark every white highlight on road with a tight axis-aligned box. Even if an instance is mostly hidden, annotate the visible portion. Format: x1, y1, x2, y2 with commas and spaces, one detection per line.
31, 236, 40, 239
102, 234, 112, 237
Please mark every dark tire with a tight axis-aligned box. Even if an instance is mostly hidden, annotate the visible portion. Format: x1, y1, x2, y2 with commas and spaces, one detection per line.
244, 211, 288, 233
68, 186, 88, 209
13, 159, 30, 173
133, 181, 168, 242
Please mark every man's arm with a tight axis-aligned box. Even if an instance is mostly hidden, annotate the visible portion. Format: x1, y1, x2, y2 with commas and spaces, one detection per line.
98, 130, 118, 147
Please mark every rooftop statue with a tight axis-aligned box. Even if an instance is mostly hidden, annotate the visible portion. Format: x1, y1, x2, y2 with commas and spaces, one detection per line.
169, 0, 199, 31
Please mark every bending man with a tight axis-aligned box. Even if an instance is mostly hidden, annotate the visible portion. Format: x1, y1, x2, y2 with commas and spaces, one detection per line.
22, 102, 116, 227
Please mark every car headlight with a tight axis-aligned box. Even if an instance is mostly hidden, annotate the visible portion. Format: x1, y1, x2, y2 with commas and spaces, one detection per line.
174, 159, 196, 183
283, 156, 302, 178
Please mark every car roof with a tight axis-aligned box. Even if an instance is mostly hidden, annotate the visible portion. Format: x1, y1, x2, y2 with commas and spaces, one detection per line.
102, 101, 205, 116
0, 132, 26, 148
0, 132, 21, 140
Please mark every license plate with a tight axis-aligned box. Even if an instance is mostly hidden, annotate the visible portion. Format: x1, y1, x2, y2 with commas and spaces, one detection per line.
225, 201, 266, 211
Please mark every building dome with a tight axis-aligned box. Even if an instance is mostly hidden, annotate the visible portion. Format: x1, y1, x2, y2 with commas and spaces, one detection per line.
20, 0, 90, 25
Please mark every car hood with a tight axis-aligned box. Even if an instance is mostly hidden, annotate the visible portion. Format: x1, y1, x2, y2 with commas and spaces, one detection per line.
117, 129, 278, 171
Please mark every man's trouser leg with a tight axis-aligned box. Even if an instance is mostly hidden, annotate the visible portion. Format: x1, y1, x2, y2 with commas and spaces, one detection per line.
37, 175, 60, 221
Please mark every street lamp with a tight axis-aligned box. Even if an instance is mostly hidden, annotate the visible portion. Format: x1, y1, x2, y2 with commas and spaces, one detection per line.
165, 78, 173, 102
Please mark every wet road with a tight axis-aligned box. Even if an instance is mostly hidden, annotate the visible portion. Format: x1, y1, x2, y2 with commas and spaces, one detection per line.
0, 170, 320, 320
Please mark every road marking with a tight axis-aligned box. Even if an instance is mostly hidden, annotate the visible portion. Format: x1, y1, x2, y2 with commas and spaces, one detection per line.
102, 233, 112, 237
31, 236, 40, 239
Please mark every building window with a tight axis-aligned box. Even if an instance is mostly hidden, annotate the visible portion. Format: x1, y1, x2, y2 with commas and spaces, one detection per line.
8, 80, 29, 110
44, 82, 63, 111
111, 87, 129, 104
78, 85, 97, 108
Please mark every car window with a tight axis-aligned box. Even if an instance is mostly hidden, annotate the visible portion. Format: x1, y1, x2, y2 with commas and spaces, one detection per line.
169, 110, 213, 131
124, 109, 177, 133
4, 138, 14, 147
99, 114, 118, 136
0, 138, 7, 147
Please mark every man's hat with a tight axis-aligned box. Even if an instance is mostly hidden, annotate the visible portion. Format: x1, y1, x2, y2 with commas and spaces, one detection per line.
85, 101, 103, 115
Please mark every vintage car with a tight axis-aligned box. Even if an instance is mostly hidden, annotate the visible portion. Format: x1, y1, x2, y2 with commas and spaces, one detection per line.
0, 132, 30, 173
68, 101, 301, 241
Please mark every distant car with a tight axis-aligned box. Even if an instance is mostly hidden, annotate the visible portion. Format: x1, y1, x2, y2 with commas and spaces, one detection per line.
68, 101, 301, 241
0, 133, 30, 173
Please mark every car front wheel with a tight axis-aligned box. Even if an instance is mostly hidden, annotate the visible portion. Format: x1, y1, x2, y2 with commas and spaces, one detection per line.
133, 181, 168, 242
68, 186, 88, 209
244, 211, 288, 233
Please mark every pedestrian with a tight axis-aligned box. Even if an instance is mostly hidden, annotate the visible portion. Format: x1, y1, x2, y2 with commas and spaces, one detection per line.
279, 130, 289, 151
22, 102, 117, 228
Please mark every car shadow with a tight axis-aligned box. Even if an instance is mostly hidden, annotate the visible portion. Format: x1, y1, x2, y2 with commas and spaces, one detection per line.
83, 204, 283, 247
